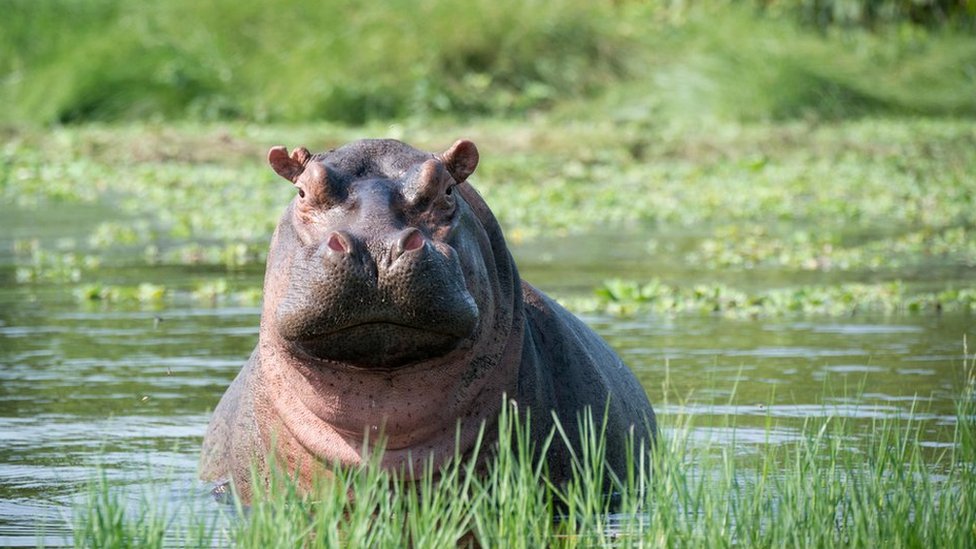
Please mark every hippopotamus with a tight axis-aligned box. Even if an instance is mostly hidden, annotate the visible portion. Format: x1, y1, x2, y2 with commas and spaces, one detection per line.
200, 138, 655, 500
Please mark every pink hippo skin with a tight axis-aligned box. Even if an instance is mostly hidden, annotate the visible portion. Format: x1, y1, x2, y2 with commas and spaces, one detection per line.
200, 139, 656, 500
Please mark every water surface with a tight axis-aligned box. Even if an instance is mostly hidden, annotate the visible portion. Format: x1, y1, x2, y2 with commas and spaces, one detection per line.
0, 214, 973, 546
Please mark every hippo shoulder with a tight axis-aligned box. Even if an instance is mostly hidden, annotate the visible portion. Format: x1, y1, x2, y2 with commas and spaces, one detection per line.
520, 280, 625, 377
518, 281, 655, 439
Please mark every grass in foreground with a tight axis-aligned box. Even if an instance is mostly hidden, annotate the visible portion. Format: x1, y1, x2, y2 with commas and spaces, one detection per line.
72, 347, 976, 548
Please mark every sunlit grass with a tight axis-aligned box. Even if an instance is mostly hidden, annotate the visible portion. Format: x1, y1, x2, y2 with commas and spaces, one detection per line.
72, 346, 976, 547
1, 0, 630, 124
2, 1, 973, 125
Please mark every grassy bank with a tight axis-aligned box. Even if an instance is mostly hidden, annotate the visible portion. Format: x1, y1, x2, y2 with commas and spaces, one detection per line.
2, 1, 974, 125
71, 349, 976, 547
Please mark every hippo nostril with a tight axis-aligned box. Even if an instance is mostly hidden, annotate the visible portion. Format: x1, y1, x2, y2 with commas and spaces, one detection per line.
396, 228, 425, 257
403, 230, 424, 252
327, 232, 351, 254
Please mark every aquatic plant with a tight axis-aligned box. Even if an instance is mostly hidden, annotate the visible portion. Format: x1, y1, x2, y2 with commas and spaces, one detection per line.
14, 246, 98, 284
687, 224, 976, 271
4, 118, 973, 270
576, 278, 976, 318
74, 282, 166, 305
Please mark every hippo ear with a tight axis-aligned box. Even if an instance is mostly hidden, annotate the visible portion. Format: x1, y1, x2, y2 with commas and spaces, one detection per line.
439, 139, 479, 183
268, 146, 312, 183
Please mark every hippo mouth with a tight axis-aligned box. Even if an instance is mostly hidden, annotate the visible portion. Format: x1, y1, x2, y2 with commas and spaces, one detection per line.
287, 319, 473, 369
273, 236, 482, 368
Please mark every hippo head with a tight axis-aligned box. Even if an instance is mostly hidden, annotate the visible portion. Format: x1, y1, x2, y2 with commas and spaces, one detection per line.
262, 139, 497, 370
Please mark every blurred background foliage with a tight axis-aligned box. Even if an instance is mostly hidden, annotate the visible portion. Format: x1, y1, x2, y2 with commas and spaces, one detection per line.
0, 0, 973, 125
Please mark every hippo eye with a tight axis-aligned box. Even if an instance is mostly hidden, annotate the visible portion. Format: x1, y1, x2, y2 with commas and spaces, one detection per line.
441, 189, 456, 210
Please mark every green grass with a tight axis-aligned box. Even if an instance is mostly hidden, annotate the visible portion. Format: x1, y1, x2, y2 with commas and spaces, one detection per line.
73, 470, 215, 548
71, 346, 976, 547
1, 0, 631, 124
1, 1, 974, 125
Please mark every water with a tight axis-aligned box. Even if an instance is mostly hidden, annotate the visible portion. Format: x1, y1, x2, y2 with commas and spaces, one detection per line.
1, 223, 973, 545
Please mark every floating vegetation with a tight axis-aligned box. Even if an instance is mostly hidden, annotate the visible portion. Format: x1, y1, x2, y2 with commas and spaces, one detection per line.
2, 117, 959, 319
73, 280, 261, 307
564, 279, 976, 318
687, 224, 976, 271
88, 220, 156, 249
74, 282, 166, 305
3, 118, 974, 272
67, 276, 975, 319
14, 246, 99, 284
161, 242, 268, 268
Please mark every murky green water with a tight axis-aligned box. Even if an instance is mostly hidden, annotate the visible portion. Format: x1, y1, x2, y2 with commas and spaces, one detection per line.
1, 212, 973, 546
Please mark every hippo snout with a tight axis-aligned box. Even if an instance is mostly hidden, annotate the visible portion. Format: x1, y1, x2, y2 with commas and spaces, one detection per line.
274, 224, 480, 368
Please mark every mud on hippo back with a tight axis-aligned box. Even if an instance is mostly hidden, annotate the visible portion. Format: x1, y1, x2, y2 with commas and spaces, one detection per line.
200, 138, 656, 499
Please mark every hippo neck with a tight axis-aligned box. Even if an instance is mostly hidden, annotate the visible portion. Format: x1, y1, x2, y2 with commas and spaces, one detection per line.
255, 313, 522, 471
257, 275, 525, 471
